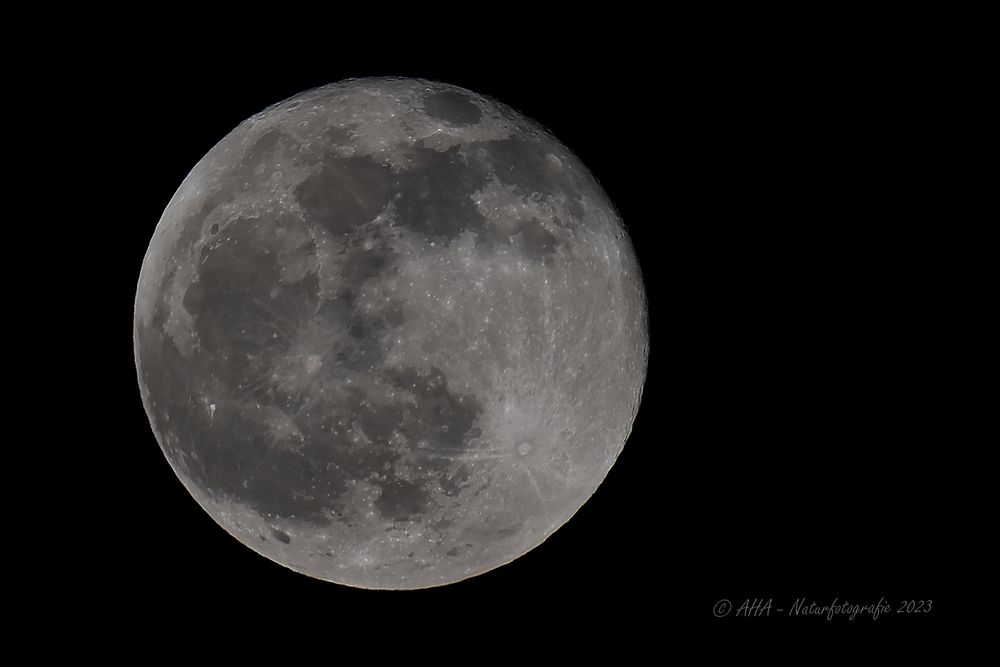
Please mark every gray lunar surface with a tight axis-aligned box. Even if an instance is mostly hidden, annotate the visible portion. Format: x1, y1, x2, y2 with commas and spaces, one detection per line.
134, 77, 647, 589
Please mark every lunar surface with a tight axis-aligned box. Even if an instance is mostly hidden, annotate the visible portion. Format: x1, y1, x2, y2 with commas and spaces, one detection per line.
134, 77, 647, 589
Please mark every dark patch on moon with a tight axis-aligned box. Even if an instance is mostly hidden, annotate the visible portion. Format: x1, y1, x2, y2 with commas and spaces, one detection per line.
422, 90, 482, 126
392, 145, 489, 243
244, 129, 286, 174
141, 271, 483, 529
514, 218, 559, 261
479, 137, 553, 191
169, 129, 293, 260
295, 155, 391, 235
384, 365, 482, 454
375, 479, 432, 522
477, 136, 586, 221
341, 236, 396, 285
182, 219, 317, 388
190, 399, 346, 526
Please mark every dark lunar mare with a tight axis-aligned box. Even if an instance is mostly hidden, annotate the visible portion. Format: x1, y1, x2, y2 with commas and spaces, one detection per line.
139, 220, 487, 528
137, 122, 516, 530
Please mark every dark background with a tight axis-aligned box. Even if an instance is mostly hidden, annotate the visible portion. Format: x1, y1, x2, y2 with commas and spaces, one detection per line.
61, 14, 966, 646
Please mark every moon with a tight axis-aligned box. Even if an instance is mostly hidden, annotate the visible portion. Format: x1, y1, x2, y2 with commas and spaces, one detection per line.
134, 77, 647, 589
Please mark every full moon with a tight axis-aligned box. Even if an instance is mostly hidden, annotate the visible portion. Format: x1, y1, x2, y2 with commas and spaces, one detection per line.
134, 77, 647, 589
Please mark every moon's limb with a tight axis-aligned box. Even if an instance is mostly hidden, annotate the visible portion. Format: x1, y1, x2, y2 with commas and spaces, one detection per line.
134, 77, 647, 589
